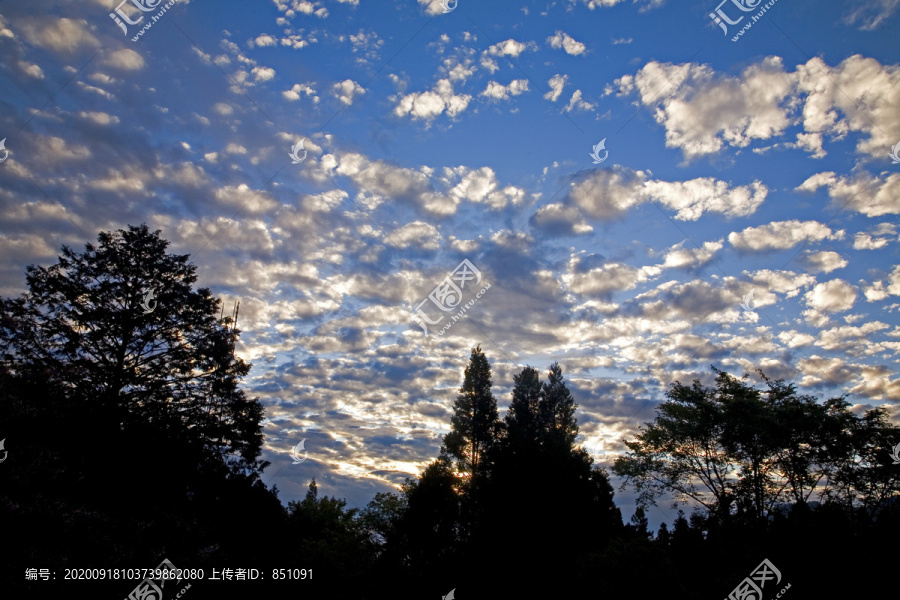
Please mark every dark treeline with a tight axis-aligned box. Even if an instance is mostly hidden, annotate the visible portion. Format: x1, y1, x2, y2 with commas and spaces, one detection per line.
1, 225, 897, 599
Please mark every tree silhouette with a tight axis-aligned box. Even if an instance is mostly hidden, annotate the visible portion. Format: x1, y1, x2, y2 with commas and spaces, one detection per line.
613, 371, 735, 517
825, 402, 900, 511
504, 365, 543, 448
0, 224, 264, 472
283, 479, 374, 594
3, 235, 895, 600
0, 225, 276, 594
442, 345, 501, 484
614, 367, 900, 523
394, 454, 461, 586
540, 361, 579, 449
628, 505, 651, 539
469, 361, 623, 597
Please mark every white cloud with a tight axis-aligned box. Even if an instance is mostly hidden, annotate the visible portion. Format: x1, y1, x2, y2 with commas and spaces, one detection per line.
442, 166, 526, 210
278, 30, 319, 49
283, 82, 319, 103
566, 171, 767, 222
480, 55, 500, 74
252, 66, 276, 82
643, 178, 767, 221
332, 79, 365, 105
564, 89, 595, 112
571, 0, 664, 9
796, 172, 900, 217
444, 58, 476, 83
661, 240, 723, 269
544, 74, 568, 102
348, 29, 383, 63
805, 279, 857, 312
253, 34, 278, 47
394, 79, 472, 123
888, 265, 900, 296
481, 79, 529, 101
77, 111, 120, 126
843, 0, 900, 29
613, 57, 793, 159
104, 49, 145, 71
564, 259, 656, 298
777, 330, 816, 348
568, 169, 644, 220
325, 153, 455, 216
388, 221, 441, 251
273, 0, 329, 18
853, 223, 898, 250
486, 39, 534, 58
417, 0, 448, 15
795, 55, 900, 159
802, 251, 848, 274
728, 220, 844, 252
863, 280, 889, 302
213, 184, 279, 214
816, 321, 890, 351
748, 269, 816, 297
19, 61, 44, 79
18, 17, 98, 52
613, 55, 900, 161
547, 31, 586, 56
794, 132, 826, 158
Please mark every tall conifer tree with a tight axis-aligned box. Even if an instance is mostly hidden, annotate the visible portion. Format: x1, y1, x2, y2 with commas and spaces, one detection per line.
442, 345, 501, 482
540, 361, 579, 449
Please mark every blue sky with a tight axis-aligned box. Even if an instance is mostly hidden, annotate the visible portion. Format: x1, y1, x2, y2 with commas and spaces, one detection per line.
1, 0, 899, 529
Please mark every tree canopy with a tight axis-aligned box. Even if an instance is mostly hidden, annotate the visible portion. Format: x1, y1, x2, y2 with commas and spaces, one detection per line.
0, 224, 264, 472
613, 367, 900, 523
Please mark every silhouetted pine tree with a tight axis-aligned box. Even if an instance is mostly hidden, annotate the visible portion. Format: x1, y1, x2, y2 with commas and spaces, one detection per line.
473, 361, 622, 598
442, 345, 502, 484
540, 361, 579, 449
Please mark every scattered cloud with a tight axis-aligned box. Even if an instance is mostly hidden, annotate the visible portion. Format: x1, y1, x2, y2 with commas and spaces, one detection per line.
332, 79, 365, 105
728, 220, 844, 252
394, 79, 472, 123
547, 30, 586, 55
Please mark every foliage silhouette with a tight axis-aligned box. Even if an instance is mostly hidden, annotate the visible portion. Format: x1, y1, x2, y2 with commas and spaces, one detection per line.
613, 367, 900, 523
0, 225, 280, 597
1, 226, 896, 598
